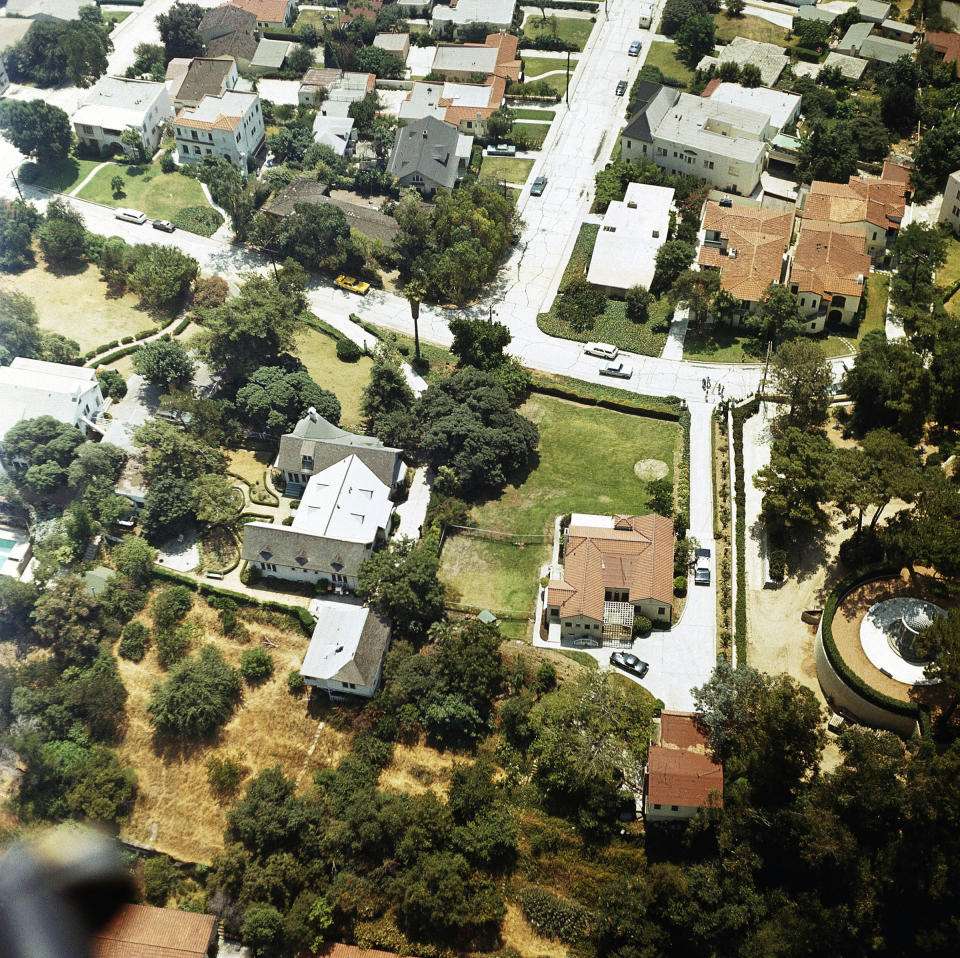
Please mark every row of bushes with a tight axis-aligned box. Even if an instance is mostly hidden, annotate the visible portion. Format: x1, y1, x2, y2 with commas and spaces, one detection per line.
151, 566, 316, 636
731, 397, 759, 665
533, 0, 599, 10
529, 382, 682, 421
677, 408, 691, 535
227, 471, 279, 507
92, 343, 140, 367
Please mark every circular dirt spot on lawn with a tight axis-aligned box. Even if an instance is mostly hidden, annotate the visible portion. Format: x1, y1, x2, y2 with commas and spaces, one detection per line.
634, 459, 669, 481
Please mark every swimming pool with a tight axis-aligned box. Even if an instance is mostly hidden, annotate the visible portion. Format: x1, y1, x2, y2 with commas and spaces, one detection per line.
0, 537, 15, 564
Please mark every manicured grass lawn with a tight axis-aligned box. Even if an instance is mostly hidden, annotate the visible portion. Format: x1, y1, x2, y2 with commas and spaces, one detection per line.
103, 10, 131, 24
294, 327, 373, 430
440, 394, 681, 613
23, 156, 101, 193
537, 223, 672, 356
2, 263, 153, 352
512, 108, 556, 121
644, 41, 694, 88
682, 325, 764, 363
513, 122, 549, 149
714, 12, 790, 46
479, 155, 536, 184
523, 14, 595, 51
523, 54, 579, 93
823, 274, 889, 354
77, 159, 211, 221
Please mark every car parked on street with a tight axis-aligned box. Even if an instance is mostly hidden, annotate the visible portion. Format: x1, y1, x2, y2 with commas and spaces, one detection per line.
335, 275, 370, 295
610, 651, 649, 679
530, 175, 548, 196
599, 360, 632, 379
115, 208, 147, 224
152, 219, 175, 232
694, 548, 711, 586
584, 342, 618, 360
629, 40, 642, 56
616, 80, 628, 96
487, 143, 516, 156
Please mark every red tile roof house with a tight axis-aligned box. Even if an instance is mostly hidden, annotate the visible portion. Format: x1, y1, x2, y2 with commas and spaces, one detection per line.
925, 30, 960, 76
545, 513, 675, 643
644, 710, 723, 823
90, 903, 217, 958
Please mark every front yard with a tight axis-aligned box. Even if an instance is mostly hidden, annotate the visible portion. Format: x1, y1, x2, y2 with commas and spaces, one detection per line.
439, 394, 682, 614
479, 155, 536, 185
643, 40, 695, 88
713, 12, 790, 46
294, 327, 374, 430
522, 13, 595, 51
20, 155, 101, 193
522, 54, 579, 94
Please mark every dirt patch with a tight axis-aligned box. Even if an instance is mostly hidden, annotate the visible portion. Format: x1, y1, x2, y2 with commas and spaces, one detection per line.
634, 458, 669, 481
115, 593, 352, 862
500, 903, 568, 958
378, 741, 458, 798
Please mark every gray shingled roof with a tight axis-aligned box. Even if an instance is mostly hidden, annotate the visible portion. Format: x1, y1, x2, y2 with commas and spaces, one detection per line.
200, 4, 257, 39
622, 82, 676, 144
177, 58, 235, 103
206, 31, 259, 63
302, 607, 392, 687
387, 114, 462, 191
241, 521, 368, 573
263, 177, 331, 217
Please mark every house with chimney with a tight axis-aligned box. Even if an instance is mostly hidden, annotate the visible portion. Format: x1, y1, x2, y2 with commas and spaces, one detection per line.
399, 76, 506, 136
387, 114, 473, 196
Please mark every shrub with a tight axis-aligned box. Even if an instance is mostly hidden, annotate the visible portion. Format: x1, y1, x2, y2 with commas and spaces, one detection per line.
240, 646, 274, 682
118, 621, 149, 662
518, 886, 589, 943
171, 206, 224, 237
155, 624, 194, 669
287, 669, 306, 694
160, 150, 176, 174
633, 615, 652, 636
206, 753, 247, 797
625, 284, 653, 322
192, 275, 229, 311
768, 548, 787, 582
142, 855, 182, 906
673, 575, 688, 597
152, 585, 193, 632
336, 338, 362, 362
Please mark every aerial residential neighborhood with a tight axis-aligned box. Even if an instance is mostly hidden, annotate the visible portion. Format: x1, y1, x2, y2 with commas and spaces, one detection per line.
2, 0, 960, 955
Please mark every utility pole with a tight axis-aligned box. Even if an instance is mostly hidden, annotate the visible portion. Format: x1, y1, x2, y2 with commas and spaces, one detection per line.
565, 50, 570, 106
11, 170, 23, 202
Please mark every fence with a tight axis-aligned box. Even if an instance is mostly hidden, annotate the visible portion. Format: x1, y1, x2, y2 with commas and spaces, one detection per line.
438, 522, 551, 555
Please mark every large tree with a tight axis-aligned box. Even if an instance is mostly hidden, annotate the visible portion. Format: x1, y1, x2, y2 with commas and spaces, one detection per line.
0, 290, 42, 365
130, 246, 199, 310
674, 14, 717, 68
746, 283, 804, 347
651, 240, 695, 296
2, 416, 85, 491
133, 339, 196, 390
448, 317, 511, 370
0, 200, 41, 273
912, 116, 960, 201
5, 17, 111, 88
235, 366, 341, 435
892, 222, 948, 307
360, 356, 418, 449
797, 118, 858, 184
156, 2, 204, 61
0, 100, 72, 164
669, 268, 721, 325
770, 338, 832, 430
914, 607, 960, 719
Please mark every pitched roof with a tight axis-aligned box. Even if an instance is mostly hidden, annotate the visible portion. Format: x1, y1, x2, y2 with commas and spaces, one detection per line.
90, 904, 216, 958
200, 3, 257, 38
311, 945, 414, 958
698, 202, 793, 302
805, 169, 906, 232
228, 0, 292, 24
622, 81, 676, 143
301, 67, 343, 90
791, 220, 870, 301
323, 194, 401, 244
263, 175, 331, 216
175, 89, 258, 131
205, 30, 259, 63
926, 30, 960, 75
251, 37, 292, 69
660, 710, 711, 751
241, 521, 368, 572
546, 515, 674, 620
0, 358, 100, 441
301, 604, 391, 687
166, 56, 236, 104
387, 114, 464, 189
646, 745, 724, 808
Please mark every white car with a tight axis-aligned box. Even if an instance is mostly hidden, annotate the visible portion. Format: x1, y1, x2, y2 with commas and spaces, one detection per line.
584, 342, 619, 360
114, 208, 147, 224
599, 361, 633, 379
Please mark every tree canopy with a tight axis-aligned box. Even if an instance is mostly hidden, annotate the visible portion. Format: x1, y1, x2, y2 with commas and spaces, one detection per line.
0, 100, 72, 163
235, 365, 341, 434
4, 16, 111, 88
133, 339, 196, 390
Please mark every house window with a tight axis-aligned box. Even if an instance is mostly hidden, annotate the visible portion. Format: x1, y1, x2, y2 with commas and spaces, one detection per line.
658, 607, 665, 615
466, 121, 473, 129
642, 144, 647, 154
790, 284, 798, 294
194, 146, 201, 154
671, 805, 679, 812
191, 130, 198, 140
800, 297, 805, 306
706, 160, 714, 170
236, 131, 241, 142
206, 148, 212, 154
954, 205, 959, 216
653, 803, 662, 809
412, 174, 424, 184
626, 140, 631, 148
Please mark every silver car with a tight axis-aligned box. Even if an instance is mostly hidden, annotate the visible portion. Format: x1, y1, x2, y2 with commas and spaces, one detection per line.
599, 361, 633, 379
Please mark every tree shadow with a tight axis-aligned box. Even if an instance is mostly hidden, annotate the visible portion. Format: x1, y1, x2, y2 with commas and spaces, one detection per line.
42, 258, 89, 278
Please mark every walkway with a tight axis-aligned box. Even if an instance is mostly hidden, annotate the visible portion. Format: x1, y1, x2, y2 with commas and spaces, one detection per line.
395, 466, 432, 539
660, 306, 690, 360
69, 161, 110, 197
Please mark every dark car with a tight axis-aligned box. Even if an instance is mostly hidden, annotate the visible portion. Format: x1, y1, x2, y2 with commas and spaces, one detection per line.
152, 219, 175, 232
610, 651, 649, 679
530, 175, 547, 196
616, 79, 628, 96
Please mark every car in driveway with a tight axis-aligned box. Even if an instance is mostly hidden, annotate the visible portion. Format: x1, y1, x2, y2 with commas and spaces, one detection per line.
487, 143, 516, 156
530, 175, 548, 196
616, 79, 628, 96
694, 548, 711, 586
152, 219, 175, 232
335, 275, 370, 295
628, 40, 642, 56
610, 651, 649, 679
584, 342, 618, 360
599, 360, 632, 379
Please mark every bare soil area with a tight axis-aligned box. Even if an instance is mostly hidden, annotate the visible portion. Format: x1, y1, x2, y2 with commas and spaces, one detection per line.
499, 904, 567, 958
378, 740, 458, 798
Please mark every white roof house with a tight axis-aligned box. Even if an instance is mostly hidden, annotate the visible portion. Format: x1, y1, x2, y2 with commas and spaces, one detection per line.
301, 603, 392, 698
0, 358, 103, 446
72, 76, 173, 153
292, 454, 393, 543
656, 93, 770, 159
587, 184, 674, 296
703, 82, 802, 134
432, 0, 517, 30
311, 115, 356, 156
315, 72, 375, 118
399, 79, 497, 123
431, 43, 500, 76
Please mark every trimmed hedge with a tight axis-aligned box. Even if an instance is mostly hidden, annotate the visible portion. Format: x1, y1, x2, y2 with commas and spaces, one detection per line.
151, 566, 316, 635
95, 344, 141, 366
530, 382, 681, 421
172, 315, 191, 335
136, 327, 159, 340
678, 407, 691, 533
731, 397, 759, 665
534, 1, 599, 10
121, 335, 135, 345
171, 205, 224, 237
819, 565, 923, 720
104, 0, 144, 5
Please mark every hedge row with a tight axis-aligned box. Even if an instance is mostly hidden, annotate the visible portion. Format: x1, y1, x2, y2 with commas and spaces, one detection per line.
529, 382, 681, 421
151, 566, 316, 635
101, 0, 144, 6
94, 344, 140, 366
136, 327, 159, 340
536, 0, 599, 10
227, 471, 280, 507
678, 407, 691, 534
819, 564, 923, 720
172, 315, 191, 335
731, 397, 759, 665
943, 276, 960, 302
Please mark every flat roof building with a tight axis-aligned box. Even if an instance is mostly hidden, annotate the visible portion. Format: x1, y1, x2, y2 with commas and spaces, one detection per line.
73, 76, 173, 156
700, 80, 801, 134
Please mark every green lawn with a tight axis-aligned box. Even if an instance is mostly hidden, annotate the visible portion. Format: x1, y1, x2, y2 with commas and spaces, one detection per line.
479, 155, 535, 184
523, 54, 579, 94
643, 41, 695, 88
513, 122, 549, 149
2, 263, 154, 353
523, 14, 595, 51
440, 394, 681, 613
23, 156, 101, 194
104, 10, 131, 24
822, 274, 889, 356
295, 327, 373, 430
77, 159, 211, 221
714, 12, 790, 46
939, 237, 960, 317
682, 326, 764, 363
512, 108, 556, 121
537, 223, 672, 357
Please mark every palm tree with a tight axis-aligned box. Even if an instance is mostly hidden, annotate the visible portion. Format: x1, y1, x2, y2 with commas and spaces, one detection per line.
402, 280, 426, 361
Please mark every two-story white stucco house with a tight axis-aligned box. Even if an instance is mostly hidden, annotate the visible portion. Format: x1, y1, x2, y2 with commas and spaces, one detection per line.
174, 90, 265, 170
72, 76, 174, 157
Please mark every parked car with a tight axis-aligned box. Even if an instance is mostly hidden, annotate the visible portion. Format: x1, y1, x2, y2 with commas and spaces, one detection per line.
152, 219, 175, 232
335, 275, 370, 295
115, 208, 147, 224
610, 651, 649, 679
487, 143, 516, 156
585, 342, 619, 360
616, 80, 628, 96
694, 548, 711, 586
628, 40, 642, 56
530, 175, 548, 196
571, 635, 601, 648
599, 360, 633, 379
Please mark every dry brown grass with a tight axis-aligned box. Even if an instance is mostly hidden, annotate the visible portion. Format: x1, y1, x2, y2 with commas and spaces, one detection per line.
115, 591, 352, 862
227, 447, 274, 487
499, 639, 594, 686
499, 904, 568, 958
378, 740, 458, 798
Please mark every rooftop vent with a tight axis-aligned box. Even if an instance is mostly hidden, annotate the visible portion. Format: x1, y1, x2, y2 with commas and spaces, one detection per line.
728, 248, 738, 259
308, 406, 317, 421
857, 273, 864, 284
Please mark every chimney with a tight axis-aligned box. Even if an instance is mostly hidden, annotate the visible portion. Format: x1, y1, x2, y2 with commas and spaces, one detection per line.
308, 407, 317, 421
652, 713, 662, 746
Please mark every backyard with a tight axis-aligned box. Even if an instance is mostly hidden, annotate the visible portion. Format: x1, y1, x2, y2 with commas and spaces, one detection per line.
713, 12, 790, 46
439, 393, 681, 614
644, 41, 694, 88
479, 155, 536, 185
537, 223, 672, 356
522, 13, 595, 51
77, 158, 213, 223
295, 327, 374, 430
1, 263, 154, 352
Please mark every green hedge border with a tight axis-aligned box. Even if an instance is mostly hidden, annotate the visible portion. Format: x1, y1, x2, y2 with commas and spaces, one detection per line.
678, 407, 691, 534
228, 470, 280, 507
151, 566, 315, 635
94, 344, 140, 366
529, 382, 682, 421
731, 397, 759, 665
200, 525, 242, 576
819, 564, 926, 721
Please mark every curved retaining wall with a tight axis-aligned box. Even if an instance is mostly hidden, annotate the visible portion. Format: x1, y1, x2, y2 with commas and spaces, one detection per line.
815, 613, 920, 739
